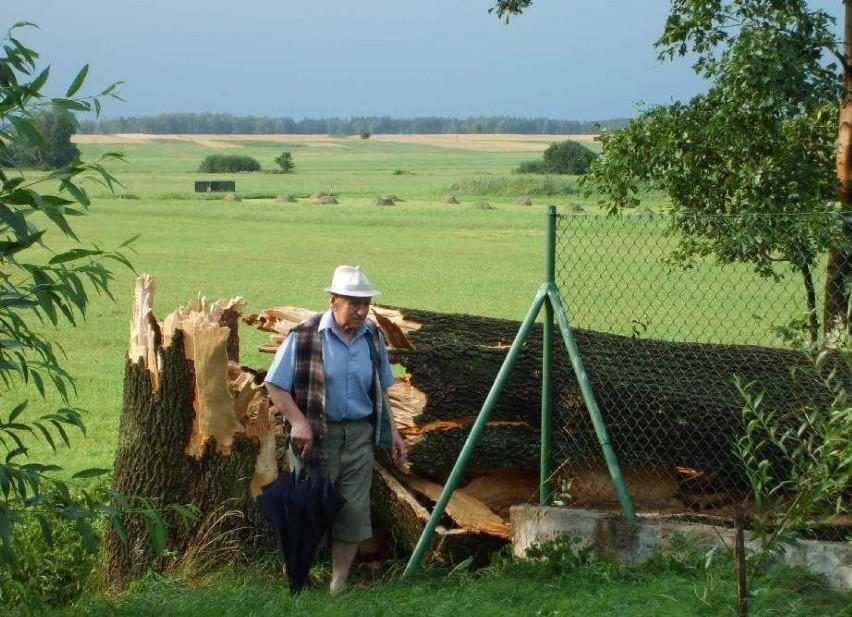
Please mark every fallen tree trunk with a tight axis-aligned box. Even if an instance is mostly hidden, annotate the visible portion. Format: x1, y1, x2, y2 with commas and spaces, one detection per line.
249, 304, 842, 500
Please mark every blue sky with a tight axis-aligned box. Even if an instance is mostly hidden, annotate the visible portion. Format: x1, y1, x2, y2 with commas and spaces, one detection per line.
2, 1, 842, 121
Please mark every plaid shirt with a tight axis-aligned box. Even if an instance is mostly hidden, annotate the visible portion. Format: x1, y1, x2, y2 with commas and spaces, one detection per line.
290, 314, 391, 461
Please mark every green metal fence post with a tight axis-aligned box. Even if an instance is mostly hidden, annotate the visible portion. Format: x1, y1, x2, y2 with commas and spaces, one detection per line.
403, 285, 548, 576
546, 284, 636, 521
541, 206, 557, 504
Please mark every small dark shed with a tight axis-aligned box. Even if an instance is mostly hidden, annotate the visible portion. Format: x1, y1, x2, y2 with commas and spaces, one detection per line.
195, 180, 236, 193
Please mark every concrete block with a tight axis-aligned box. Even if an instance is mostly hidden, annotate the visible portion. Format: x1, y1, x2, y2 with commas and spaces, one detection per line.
510, 505, 851, 591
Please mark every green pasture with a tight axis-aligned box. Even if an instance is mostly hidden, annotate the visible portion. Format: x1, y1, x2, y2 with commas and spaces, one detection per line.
24, 135, 811, 477
28, 136, 618, 474
78, 135, 587, 200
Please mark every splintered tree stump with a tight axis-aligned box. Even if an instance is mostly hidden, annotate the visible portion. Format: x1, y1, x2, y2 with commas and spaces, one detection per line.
103, 275, 276, 589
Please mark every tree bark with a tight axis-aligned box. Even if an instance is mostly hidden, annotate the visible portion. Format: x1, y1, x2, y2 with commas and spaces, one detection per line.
103, 276, 275, 589
826, 1, 852, 339
381, 306, 832, 485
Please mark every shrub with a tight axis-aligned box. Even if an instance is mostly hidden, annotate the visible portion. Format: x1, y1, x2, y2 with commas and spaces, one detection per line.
517, 140, 598, 175
274, 150, 294, 173
198, 154, 260, 173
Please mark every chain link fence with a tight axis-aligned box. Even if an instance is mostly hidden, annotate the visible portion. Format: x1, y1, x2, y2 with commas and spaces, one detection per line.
548, 210, 851, 542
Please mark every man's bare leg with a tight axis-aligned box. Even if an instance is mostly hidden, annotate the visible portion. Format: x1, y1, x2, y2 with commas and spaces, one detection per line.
330, 540, 358, 593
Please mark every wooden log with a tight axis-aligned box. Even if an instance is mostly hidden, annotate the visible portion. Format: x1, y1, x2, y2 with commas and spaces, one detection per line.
398, 472, 511, 539
383, 306, 843, 483
403, 420, 539, 483
244, 301, 852, 547
370, 464, 508, 566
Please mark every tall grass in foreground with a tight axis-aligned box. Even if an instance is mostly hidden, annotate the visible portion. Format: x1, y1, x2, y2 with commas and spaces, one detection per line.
37, 550, 852, 617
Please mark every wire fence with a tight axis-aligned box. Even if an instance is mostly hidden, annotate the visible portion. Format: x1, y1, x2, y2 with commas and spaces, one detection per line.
548, 210, 851, 542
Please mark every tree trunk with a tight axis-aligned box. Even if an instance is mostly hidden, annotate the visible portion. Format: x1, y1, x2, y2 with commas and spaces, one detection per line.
378, 306, 829, 483
102, 276, 275, 589
250, 304, 841, 510
801, 262, 819, 345
826, 1, 852, 339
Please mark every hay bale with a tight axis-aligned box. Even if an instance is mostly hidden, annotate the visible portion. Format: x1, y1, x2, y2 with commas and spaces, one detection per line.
223, 193, 242, 202
441, 194, 459, 204
564, 203, 585, 213
514, 195, 532, 206
316, 196, 338, 204
311, 191, 329, 199
373, 197, 396, 206
276, 194, 298, 203
474, 202, 496, 210
633, 207, 655, 216
381, 193, 400, 202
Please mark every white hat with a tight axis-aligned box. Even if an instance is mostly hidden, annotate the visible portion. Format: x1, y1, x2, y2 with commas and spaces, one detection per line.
324, 265, 381, 298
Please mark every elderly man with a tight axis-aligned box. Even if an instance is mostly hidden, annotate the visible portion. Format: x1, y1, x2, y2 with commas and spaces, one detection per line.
264, 265, 406, 593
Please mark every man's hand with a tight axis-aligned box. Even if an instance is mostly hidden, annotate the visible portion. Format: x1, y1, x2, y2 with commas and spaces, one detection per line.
290, 417, 314, 459
390, 430, 407, 468
265, 383, 314, 459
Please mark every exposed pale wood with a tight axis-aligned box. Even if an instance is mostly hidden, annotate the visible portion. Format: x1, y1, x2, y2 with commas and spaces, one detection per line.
247, 396, 277, 498
128, 274, 160, 390
371, 464, 507, 566
230, 371, 256, 420
457, 471, 539, 519
370, 307, 416, 350
552, 461, 681, 510
399, 472, 512, 539
386, 379, 426, 430
246, 304, 416, 353
182, 315, 242, 458
370, 305, 421, 337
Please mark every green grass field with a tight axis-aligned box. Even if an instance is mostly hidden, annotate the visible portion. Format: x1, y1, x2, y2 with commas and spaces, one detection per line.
26, 134, 613, 474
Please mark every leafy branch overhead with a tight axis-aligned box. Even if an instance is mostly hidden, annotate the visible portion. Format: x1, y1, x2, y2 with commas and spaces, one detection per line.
491, 1, 852, 341
0, 23, 191, 608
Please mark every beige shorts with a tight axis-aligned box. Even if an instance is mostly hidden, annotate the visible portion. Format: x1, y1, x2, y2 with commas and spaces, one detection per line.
290, 418, 374, 544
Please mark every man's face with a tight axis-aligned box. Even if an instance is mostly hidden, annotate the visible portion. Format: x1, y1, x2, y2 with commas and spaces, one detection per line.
330, 294, 371, 333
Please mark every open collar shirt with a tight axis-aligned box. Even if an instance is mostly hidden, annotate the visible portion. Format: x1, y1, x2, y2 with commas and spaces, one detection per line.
266, 309, 395, 421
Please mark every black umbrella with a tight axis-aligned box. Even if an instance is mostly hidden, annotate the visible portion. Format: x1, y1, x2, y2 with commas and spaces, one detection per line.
258, 465, 346, 592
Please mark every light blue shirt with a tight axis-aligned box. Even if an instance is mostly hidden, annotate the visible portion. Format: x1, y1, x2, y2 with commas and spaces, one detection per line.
265, 310, 395, 421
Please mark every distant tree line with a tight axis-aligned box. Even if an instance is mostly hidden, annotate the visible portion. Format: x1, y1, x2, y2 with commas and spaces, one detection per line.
78, 113, 628, 135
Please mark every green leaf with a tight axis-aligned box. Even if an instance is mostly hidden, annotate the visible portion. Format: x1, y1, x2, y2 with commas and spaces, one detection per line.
29, 66, 50, 94
8, 115, 44, 149
65, 64, 88, 97
59, 179, 90, 206
35, 512, 53, 548
0, 203, 32, 240
48, 247, 103, 265
7, 400, 27, 423
51, 98, 90, 112
71, 467, 110, 479
108, 512, 129, 545
31, 421, 57, 451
